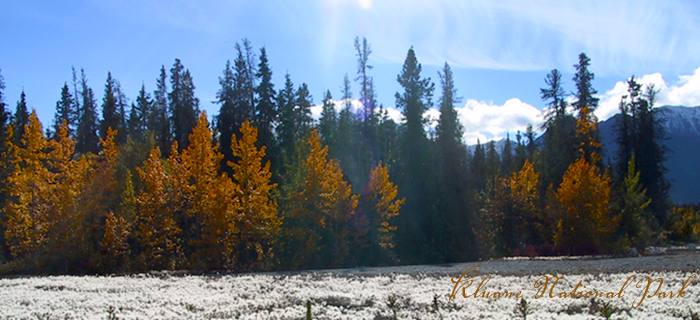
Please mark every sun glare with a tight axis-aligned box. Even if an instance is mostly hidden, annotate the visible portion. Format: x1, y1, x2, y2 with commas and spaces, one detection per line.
358, 0, 372, 10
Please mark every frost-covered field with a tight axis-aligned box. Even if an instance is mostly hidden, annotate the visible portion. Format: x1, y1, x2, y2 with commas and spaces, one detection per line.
1, 255, 699, 319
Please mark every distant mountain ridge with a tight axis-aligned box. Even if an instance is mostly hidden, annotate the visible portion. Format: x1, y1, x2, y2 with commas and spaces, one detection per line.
598, 105, 700, 205
467, 106, 700, 204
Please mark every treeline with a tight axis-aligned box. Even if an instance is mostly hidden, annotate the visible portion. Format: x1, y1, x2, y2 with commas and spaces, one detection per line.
0, 38, 698, 274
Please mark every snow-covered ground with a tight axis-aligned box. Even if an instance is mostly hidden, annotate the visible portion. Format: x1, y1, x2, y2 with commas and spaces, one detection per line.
1, 253, 699, 319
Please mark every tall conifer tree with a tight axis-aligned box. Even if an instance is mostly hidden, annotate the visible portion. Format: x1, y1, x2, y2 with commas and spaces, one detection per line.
76, 69, 99, 154
394, 47, 436, 263
52, 83, 75, 139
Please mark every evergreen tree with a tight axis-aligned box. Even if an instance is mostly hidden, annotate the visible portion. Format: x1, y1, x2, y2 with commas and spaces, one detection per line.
52, 83, 76, 139
334, 74, 357, 183
615, 77, 669, 223
254, 47, 277, 166
169, 59, 200, 150
100, 72, 124, 142
572, 53, 599, 112
501, 133, 514, 174
276, 73, 297, 164
11, 90, 30, 147
540, 69, 577, 189
394, 47, 436, 263
129, 84, 152, 141
354, 36, 375, 121
215, 59, 237, 175
152, 66, 171, 156
76, 69, 100, 154
295, 83, 313, 135
434, 62, 475, 262
318, 90, 337, 152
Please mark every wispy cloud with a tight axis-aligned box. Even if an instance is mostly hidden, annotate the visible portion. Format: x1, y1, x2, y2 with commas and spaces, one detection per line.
348, 0, 700, 75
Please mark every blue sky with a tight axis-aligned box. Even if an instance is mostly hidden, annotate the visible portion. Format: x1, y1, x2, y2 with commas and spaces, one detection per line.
2, 0, 700, 144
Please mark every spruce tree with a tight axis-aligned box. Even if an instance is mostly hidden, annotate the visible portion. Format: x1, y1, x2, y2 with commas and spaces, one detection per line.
354, 36, 375, 121
52, 83, 76, 139
153, 66, 171, 156
276, 73, 297, 164
572, 53, 599, 112
435, 62, 476, 261
295, 83, 313, 135
394, 47, 436, 263
540, 69, 577, 188
75, 69, 100, 154
254, 47, 277, 165
129, 84, 152, 141
169, 59, 200, 150
11, 90, 30, 147
215, 59, 237, 175
318, 90, 337, 152
615, 77, 669, 224
100, 72, 123, 141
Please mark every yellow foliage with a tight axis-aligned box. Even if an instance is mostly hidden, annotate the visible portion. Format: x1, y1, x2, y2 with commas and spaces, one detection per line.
228, 119, 280, 270
4, 111, 54, 258
135, 147, 181, 269
284, 130, 359, 268
555, 158, 618, 254
366, 162, 404, 249
576, 106, 602, 165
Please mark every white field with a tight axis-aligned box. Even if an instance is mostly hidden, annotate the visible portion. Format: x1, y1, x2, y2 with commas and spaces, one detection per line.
0, 266, 698, 320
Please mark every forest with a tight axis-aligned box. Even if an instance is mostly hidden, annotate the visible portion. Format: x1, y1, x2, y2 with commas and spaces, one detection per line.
0, 37, 698, 275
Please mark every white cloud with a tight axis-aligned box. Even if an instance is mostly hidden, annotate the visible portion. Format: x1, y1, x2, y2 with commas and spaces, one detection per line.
312, 98, 543, 145
456, 98, 543, 145
597, 67, 700, 120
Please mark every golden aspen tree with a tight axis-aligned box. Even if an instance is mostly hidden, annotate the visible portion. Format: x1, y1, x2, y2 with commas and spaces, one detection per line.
135, 147, 181, 270
4, 111, 53, 259
180, 111, 234, 269
365, 162, 404, 250
228, 119, 279, 271
489, 160, 542, 256
46, 121, 91, 270
555, 158, 618, 254
283, 130, 359, 269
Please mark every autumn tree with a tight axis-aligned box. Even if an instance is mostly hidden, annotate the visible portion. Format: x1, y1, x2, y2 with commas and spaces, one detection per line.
180, 111, 237, 270
280, 130, 359, 270
489, 160, 545, 256
135, 147, 182, 270
355, 162, 404, 265
4, 111, 52, 260
555, 158, 618, 255
229, 119, 280, 270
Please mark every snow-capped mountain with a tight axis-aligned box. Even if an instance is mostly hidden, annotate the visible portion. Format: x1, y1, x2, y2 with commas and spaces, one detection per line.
597, 106, 700, 204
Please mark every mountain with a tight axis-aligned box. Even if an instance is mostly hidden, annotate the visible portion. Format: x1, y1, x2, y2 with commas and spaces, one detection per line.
598, 105, 700, 205
467, 106, 700, 204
